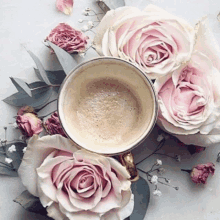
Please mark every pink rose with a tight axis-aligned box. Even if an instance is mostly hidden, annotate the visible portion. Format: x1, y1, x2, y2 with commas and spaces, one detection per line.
16, 113, 43, 137
190, 162, 215, 184
155, 51, 220, 145
18, 135, 134, 220
46, 23, 89, 54
56, 0, 74, 15
93, 5, 195, 79
44, 112, 67, 137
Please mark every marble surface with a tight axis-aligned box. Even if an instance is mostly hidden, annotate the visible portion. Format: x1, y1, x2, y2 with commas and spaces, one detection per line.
1, 0, 220, 219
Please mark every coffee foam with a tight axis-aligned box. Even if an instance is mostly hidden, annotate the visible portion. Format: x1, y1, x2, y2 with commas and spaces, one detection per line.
59, 59, 156, 155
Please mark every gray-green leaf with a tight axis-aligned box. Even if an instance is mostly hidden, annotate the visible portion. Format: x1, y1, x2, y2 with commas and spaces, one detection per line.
10, 77, 32, 97
27, 50, 51, 85
128, 176, 150, 220
47, 41, 77, 75
34, 68, 66, 85
14, 190, 49, 217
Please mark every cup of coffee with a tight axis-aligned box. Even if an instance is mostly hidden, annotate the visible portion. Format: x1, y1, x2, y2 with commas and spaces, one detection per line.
58, 57, 158, 181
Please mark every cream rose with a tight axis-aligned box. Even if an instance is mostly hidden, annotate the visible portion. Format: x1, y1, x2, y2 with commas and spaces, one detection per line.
18, 135, 134, 220
155, 18, 220, 146
93, 5, 195, 79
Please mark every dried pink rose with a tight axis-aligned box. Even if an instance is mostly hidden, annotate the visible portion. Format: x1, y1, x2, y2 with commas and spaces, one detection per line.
46, 23, 89, 54
190, 162, 215, 184
16, 113, 43, 137
56, 0, 74, 15
44, 112, 67, 137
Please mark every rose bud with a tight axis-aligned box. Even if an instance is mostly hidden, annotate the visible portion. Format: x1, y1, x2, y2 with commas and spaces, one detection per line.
44, 112, 67, 137
45, 23, 89, 54
190, 162, 215, 184
16, 112, 43, 138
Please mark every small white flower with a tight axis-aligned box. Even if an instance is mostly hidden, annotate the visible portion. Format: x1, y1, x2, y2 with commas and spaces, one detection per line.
12, 122, 18, 129
78, 19, 83, 23
155, 159, 162, 166
81, 25, 89, 32
85, 7, 91, 11
150, 175, 158, 185
5, 157, 13, 164
8, 145, 16, 153
87, 21, 94, 28
153, 189, 162, 196
23, 147, 27, 153
156, 134, 164, 142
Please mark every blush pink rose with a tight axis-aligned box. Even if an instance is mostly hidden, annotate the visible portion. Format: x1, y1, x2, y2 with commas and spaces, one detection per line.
46, 23, 89, 54
44, 112, 67, 137
190, 162, 215, 184
93, 5, 195, 79
18, 135, 134, 220
155, 51, 220, 145
16, 113, 43, 137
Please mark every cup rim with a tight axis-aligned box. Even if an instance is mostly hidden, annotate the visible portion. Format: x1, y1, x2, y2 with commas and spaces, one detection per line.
57, 56, 158, 156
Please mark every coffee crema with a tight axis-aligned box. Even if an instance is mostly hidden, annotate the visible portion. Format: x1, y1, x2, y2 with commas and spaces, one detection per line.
59, 58, 156, 154
76, 78, 141, 144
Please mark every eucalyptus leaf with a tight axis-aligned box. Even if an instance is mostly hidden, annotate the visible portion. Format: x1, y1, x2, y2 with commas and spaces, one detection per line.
47, 41, 77, 75
34, 68, 66, 85
14, 190, 49, 217
3, 86, 53, 110
28, 81, 48, 89
0, 165, 18, 176
27, 50, 51, 85
97, 0, 125, 12
128, 176, 150, 220
10, 77, 32, 97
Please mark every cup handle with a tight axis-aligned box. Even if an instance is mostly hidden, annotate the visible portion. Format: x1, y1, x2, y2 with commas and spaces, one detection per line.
119, 152, 139, 182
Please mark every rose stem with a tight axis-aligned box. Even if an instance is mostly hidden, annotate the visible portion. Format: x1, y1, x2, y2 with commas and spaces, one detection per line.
136, 139, 166, 166
181, 169, 191, 173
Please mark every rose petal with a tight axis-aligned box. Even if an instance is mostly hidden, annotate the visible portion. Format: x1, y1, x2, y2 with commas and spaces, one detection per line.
18, 135, 77, 196
56, 0, 74, 15
47, 202, 67, 220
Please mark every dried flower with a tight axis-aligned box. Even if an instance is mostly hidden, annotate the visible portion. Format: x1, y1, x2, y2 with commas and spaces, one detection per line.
156, 134, 164, 142
8, 145, 16, 153
17, 106, 35, 116
22, 147, 27, 153
81, 25, 89, 32
190, 162, 215, 184
46, 23, 89, 54
82, 10, 89, 16
16, 113, 43, 138
5, 158, 13, 164
155, 159, 162, 166
87, 21, 94, 28
153, 189, 162, 196
150, 175, 158, 185
44, 112, 67, 137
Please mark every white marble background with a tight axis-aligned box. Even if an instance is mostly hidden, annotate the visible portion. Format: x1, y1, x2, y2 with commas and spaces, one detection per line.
0, 0, 220, 219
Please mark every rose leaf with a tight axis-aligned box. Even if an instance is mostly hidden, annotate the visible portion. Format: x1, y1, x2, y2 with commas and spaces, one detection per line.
46, 41, 77, 76
10, 77, 32, 97
34, 68, 66, 85
97, 0, 125, 12
13, 190, 52, 218
27, 50, 51, 85
128, 176, 150, 220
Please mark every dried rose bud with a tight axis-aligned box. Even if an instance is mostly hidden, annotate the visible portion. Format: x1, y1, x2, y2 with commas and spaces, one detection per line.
190, 162, 215, 184
44, 112, 67, 137
16, 113, 43, 137
17, 106, 35, 116
46, 23, 89, 54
